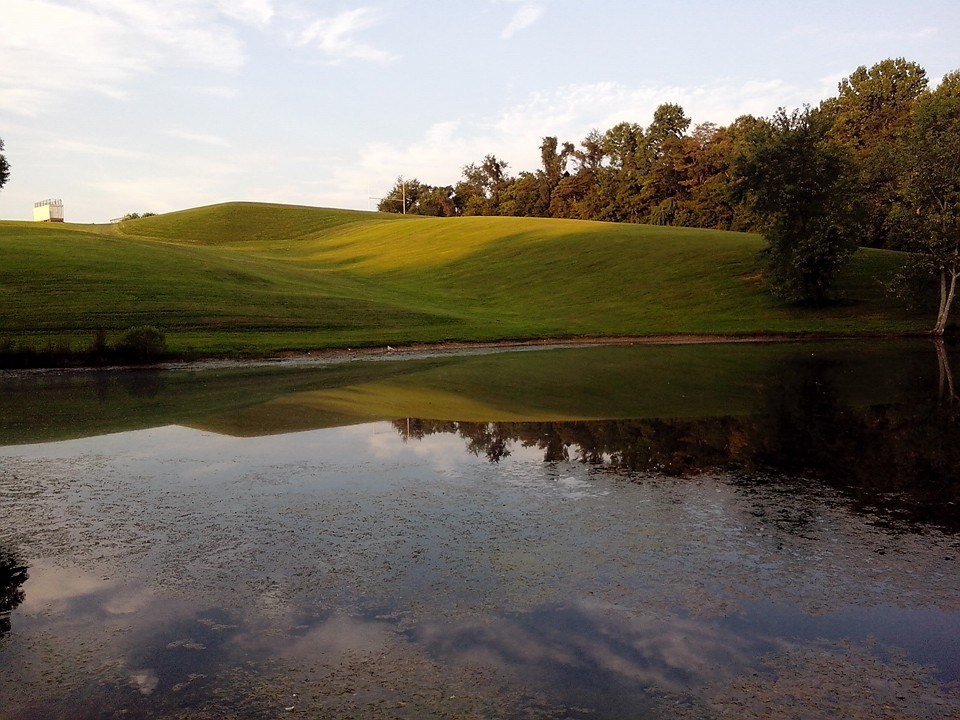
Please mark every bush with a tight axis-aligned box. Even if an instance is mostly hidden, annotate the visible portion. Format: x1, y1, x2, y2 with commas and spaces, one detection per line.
116, 326, 167, 363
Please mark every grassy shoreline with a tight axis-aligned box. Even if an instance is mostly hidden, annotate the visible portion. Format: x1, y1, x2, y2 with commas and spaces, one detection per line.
0, 201, 933, 369
0, 331, 941, 373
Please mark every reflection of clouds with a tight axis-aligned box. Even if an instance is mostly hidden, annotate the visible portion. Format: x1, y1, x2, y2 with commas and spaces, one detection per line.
495, 459, 610, 501
128, 668, 159, 696
229, 612, 393, 665
365, 422, 475, 474
416, 601, 763, 695
103, 587, 154, 615
20, 559, 106, 614
20, 559, 156, 618
2, 411, 958, 717
282, 614, 391, 660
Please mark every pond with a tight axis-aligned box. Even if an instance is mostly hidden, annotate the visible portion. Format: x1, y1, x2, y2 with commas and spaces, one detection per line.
0, 341, 958, 719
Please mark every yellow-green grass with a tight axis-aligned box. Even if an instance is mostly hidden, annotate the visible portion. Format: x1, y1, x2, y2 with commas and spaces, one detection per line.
0, 201, 925, 357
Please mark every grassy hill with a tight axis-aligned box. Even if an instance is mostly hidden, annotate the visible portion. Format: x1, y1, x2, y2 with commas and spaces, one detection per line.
0, 201, 926, 357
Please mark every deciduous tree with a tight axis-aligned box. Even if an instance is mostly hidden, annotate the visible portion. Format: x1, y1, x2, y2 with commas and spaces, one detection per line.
825, 58, 929, 248
889, 72, 960, 334
0, 138, 9, 192
736, 108, 862, 304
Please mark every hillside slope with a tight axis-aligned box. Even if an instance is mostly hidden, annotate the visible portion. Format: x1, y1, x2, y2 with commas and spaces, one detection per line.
0, 201, 924, 355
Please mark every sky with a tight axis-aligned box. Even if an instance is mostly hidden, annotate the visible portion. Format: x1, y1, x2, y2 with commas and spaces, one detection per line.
1, 0, 959, 222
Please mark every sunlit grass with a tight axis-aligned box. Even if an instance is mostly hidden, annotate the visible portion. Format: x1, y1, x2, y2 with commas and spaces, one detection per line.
0, 201, 925, 356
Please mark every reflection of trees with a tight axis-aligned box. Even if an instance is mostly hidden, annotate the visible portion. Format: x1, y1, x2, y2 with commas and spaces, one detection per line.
394, 348, 960, 533
0, 548, 28, 638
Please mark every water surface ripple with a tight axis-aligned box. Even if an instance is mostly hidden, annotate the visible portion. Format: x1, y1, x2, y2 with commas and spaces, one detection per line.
0, 341, 958, 719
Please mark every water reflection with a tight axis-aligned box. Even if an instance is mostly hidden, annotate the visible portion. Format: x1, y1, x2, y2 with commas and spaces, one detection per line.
1, 339, 949, 446
0, 548, 27, 639
394, 353, 960, 532
1, 341, 959, 718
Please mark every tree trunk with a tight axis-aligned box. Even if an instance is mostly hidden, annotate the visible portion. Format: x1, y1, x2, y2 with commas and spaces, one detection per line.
936, 339, 957, 403
945, 271, 958, 334
934, 270, 958, 335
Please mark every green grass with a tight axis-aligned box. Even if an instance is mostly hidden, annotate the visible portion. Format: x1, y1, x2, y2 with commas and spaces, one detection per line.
0, 201, 927, 357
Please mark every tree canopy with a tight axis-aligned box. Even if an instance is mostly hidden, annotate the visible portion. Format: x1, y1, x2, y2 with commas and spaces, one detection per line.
889, 71, 960, 333
374, 58, 959, 319
735, 108, 862, 304
0, 138, 9, 193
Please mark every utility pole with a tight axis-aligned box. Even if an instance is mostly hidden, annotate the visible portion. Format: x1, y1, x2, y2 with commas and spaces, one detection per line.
368, 178, 408, 214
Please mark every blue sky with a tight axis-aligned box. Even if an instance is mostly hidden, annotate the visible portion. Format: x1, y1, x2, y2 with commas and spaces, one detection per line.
1, 0, 958, 222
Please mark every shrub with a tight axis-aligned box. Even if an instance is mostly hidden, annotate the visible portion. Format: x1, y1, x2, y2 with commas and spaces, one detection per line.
116, 326, 167, 363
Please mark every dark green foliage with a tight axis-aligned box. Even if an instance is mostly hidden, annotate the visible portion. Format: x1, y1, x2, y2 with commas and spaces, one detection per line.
117, 326, 167, 363
0, 327, 167, 369
0, 336, 77, 368
888, 71, 960, 333
734, 108, 862, 304
377, 178, 458, 217
0, 548, 28, 638
0, 137, 9, 192
823, 58, 929, 248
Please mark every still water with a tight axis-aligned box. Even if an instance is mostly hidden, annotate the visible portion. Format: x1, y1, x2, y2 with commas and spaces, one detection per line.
0, 341, 958, 719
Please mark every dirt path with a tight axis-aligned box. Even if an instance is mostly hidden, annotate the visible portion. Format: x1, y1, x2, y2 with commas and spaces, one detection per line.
165, 333, 908, 372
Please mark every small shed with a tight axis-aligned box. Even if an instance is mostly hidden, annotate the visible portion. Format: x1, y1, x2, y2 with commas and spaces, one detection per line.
33, 199, 64, 222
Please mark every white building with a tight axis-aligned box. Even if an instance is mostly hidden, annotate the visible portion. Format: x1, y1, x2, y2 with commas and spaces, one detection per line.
33, 199, 64, 222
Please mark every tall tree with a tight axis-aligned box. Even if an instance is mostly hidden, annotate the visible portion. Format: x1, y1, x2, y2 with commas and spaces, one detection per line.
416, 185, 457, 217
0, 138, 9, 192
603, 122, 645, 171
825, 58, 929, 248
602, 122, 646, 222
550, 130, 610, 219
889, 72, 960, 334
457, 154, 510, 215
538, 136, 575, 210
646, 103, 691, 158
736, 107, 863, 304
573, 129, 606, 173
498, 172, 544, 217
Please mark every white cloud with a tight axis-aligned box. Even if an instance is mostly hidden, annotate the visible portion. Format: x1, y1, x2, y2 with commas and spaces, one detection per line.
0, 0, 251, 116
194, 85, 241, 99
501, 3, 544, 39
51, 139, 149, 160
165, 129, 232, 147
87, 157, 245, 215
295, 7, 393, 63
216, 0, 274, 27
788, 24, 939, 44
321, 75, 839, 211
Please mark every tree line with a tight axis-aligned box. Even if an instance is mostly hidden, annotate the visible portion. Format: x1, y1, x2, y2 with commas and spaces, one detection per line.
379, 59, 960, 324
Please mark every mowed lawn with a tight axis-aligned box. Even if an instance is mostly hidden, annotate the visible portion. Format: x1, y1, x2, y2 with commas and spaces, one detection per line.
0, 201, 926, 355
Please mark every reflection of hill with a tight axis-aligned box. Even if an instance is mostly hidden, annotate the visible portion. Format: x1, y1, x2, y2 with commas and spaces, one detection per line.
396, 357, 960, 532
0, 549, 28, 638
0, 360, 425, 445
0, 341, 944, 445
